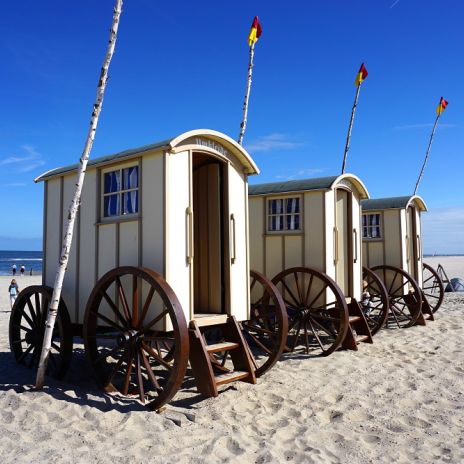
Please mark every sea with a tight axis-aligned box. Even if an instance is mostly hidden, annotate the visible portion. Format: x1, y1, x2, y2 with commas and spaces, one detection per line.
0, 250, 43, 276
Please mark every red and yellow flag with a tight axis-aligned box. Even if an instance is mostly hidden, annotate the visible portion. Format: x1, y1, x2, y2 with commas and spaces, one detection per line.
436, 96, 448, 115
354, 63, 368, 86
248, 16, 262, 46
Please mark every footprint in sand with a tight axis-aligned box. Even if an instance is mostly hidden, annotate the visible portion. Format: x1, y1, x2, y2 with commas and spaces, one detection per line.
361, 434, 381, 444
400, 415, 431, 429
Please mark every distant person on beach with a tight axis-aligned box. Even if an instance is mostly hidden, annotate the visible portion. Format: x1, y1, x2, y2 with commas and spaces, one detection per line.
12, 264, 16, 276
9, 279, 19, 309
30, 268, 33, 276
20, 265, 25, 276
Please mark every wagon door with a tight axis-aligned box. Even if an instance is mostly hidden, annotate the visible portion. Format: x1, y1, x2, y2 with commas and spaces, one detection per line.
165, 150, 192, 321
227, 163, 249, 321
406, 205, 419, 283
335, 189, 353, 297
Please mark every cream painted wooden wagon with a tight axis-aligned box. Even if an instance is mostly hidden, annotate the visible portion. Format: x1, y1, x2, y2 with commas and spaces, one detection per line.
361, 195, 444, 328
9, 130, 287, 410
248, 174, 389, 356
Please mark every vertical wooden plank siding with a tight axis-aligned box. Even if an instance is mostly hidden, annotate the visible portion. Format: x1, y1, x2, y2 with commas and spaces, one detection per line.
78, 169, 97, 325
304, 191, 325, 272
61, 175, 79, 320
142, 153, 165, 275
248, 196, 264, 274
324, 190, 335, 280
45, 179, 62, 287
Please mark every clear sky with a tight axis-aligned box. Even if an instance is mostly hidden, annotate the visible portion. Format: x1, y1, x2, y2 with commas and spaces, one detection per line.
0, 0, 462, 253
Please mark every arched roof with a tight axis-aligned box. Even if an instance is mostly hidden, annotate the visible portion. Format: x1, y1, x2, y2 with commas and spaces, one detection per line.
249, 173, 369, 199
35, 129, 259, 182
362, 195, 427, 212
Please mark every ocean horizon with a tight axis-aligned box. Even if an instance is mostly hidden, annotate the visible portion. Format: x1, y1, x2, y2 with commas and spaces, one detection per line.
0, 250, 43, 276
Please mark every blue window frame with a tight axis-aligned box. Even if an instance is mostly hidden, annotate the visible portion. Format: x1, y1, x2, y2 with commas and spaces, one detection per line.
103, 166, 139, 218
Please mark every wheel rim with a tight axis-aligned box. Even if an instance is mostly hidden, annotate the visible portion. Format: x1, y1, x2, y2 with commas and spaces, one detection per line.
9, 285, 72, 379
242, 270, 288, 377
422, 263, 444, 313
271, 267, 348, 356
371, 265, 422, 328
83, 266, 189, 410
362, 267, 389, 335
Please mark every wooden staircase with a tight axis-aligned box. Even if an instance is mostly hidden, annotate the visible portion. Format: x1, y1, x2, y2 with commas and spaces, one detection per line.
188, 316, 256, 397
342, 299, 373, 350
416, 291, 435, 325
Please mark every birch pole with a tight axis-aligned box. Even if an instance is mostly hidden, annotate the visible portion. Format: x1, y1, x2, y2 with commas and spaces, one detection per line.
238, 42, 255, 145
413, 97, 448, 195
341, 63, 368, 174
36, 0, 123, 388
341, 84, 361, 174
413, 114, 440, 195
238, 16, 262, 145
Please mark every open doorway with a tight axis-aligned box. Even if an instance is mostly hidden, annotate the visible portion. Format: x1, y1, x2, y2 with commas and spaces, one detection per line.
335, 188, 353, 297
192, 152, 226, 315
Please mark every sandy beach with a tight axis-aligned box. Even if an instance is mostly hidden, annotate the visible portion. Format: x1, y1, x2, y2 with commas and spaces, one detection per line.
0, 258, 463, 463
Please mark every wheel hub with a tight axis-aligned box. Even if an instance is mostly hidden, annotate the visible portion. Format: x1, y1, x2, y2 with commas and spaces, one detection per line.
117, 329, 138, 347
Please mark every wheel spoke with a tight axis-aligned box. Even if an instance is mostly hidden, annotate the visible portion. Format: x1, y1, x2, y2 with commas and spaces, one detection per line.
116, 277, 132, 323
100, 289, 129, 328
140, 349, 162, 392
138, 286, 155, 328
92, 310, 126, 333
122, 349, 134, 396
306, 284, 328, 311
139, 309, 169, 335
107, 348, 129, 385
304, 273, 314, 307
17, 343, 34, 363
280, 280, 301, 308
132, 275, 139, 327
20, 306, 35, 329
135, 352, 145, 403
142, 342, 172, 370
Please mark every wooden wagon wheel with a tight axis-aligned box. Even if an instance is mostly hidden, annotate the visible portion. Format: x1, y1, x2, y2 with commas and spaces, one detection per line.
241, 270, 288, 377
370, 265, 422, 328
271, 267, 349, 356
9, 285, 73, 379
83, 267, 189, 411
362, 267, 389, 335
422, 263, 445, 313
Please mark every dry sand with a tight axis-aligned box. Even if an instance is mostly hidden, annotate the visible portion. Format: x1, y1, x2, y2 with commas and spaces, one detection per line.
0, 258, 463, 464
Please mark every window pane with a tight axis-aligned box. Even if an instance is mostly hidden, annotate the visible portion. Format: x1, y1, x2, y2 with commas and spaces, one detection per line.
269, 199, 283, 215
122, 191, 138, 215
104, 194, 120, 217
123, 166, 139, 190
286, 198, 300, 213
104, 171, 121, 194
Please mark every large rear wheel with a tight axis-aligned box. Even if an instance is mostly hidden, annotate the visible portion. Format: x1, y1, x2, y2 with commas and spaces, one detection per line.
241, 270, 288, 377
271, 267, 349, 356
422, 263, 445, 313
9, 285, 73, 379
370, 265, 422, 328
83, 267, 189, 410
362, 267, 389, 335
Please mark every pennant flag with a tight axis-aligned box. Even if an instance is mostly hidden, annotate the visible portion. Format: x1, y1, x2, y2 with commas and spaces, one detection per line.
436, 96, 448, 115
354, 63, 368, 86
248, 16, 262, 46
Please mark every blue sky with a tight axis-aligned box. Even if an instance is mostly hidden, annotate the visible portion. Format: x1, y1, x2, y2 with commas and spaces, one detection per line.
0, 0, 462, 253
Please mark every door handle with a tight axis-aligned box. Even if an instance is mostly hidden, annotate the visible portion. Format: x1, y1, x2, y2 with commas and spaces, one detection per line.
230, 214, 236, 264
333, 227, 339, 265
186, 207, 194, 264
353, 228, 358, 263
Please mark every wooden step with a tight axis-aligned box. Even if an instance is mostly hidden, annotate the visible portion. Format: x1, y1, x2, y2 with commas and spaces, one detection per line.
355, 334, 370, 343
206, 342, 239, 353
349, 316, 361, 323
215, 370, 249, 386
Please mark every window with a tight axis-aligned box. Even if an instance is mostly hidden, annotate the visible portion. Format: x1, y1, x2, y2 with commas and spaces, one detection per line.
363, 213, 381, 239
267, 197, 301, 232
103, 166, 139, 218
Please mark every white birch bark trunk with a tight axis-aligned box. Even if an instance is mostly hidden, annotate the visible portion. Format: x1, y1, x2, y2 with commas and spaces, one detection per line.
413, 114, 440, 195
238, 43, 255, 146
341, 84, 361, 174
36, 0, 124, 388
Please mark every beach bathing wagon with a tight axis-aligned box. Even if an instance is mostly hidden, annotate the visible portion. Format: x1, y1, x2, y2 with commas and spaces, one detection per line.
361, 195, 444, 327
9, 129, 287, 410
248, 174, 389, 355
